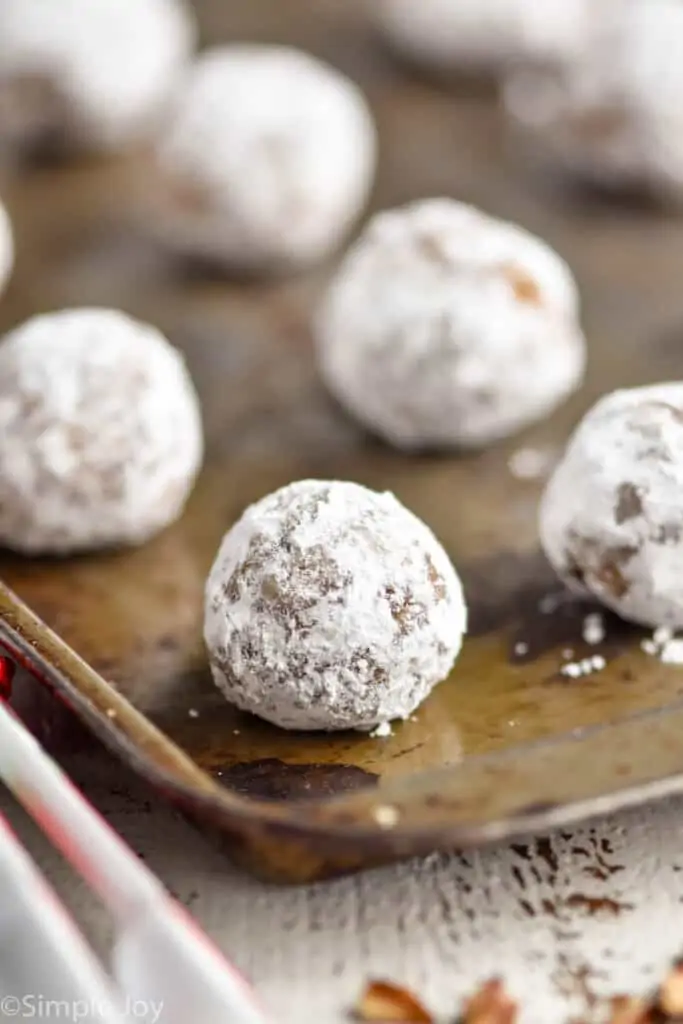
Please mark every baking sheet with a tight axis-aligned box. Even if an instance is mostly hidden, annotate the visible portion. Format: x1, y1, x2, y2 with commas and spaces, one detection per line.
2, 0, 683, 881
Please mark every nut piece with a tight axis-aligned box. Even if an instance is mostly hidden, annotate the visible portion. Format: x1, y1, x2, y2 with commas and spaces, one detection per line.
204, 479, 466, 731
540, 384, 683, 628
151, 45, 377, 272
659, 960, 683, 1017
461, 979, 518, 1024
504, 0, 683, 202
607, 996, 649, 1024
317, 198, 585, 450
373, 0, 592, 78
0, 308, 203, 554
0, 0, 195, 153
354, 981, 434, 1023
0, 198, 13, 297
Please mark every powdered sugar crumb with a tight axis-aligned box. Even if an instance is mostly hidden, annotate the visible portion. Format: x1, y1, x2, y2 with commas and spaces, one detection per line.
508, 447, 554, 481
641, 627, 683, 665
370, 721, 393, 738
373, 805, 400, 829
582, 612, 605, 645
661, 639, 683, 665
560, 654, 606, 679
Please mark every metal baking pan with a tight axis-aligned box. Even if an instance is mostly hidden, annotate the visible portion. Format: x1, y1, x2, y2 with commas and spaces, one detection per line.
2, 0, 683, 883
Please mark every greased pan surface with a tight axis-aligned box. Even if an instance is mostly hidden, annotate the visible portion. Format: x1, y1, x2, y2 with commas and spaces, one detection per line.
2, 0, 683, 882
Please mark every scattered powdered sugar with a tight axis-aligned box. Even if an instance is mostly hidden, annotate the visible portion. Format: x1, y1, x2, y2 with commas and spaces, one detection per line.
154, 45, 376, 270
0, 307, 203, 554
514, 640, 529, 656
560, 653, 606, 679
317, 198, 585, 451
582, 612, 605, 646
0, 0, 195, 151
654, 626, 674, 646
204, 479, 466, 732
188, 708, 200, 719
641, 626, 683, 665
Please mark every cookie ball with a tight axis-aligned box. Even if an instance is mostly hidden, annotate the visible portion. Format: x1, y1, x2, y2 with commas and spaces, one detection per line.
540, 384, 683, 628
0, 0, 195, 153
372, 0, 591, 79
0, 199, 13, 297
504, 0, 683, 201
151, 45, 377, 272
204, 479, 466, 731
0, 308, 203, 554
316, 199, 586, 450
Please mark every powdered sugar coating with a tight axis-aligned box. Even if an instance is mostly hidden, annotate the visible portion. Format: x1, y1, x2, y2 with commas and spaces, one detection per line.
372, 0, 591, 77
0, 308, 203, 554
504, 0, 683, 200
153, 45, 377, 271
204, 479, 466, 731
0, 199, 13, 297
0, 0, 195, 151
316, 199, 586, 450
540, 384, 683, 628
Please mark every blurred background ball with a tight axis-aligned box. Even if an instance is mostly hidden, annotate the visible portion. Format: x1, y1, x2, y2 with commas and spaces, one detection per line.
0, 0, 196, 154
504, 0, 683, 202
149, 45, 377, 273
372, 0, 592, 79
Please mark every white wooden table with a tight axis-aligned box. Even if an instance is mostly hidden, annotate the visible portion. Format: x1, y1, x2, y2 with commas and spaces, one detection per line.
4, 744, 683, 1024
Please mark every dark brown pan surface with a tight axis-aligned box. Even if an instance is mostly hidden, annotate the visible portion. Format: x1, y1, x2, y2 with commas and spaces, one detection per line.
2, 0, 683, 882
